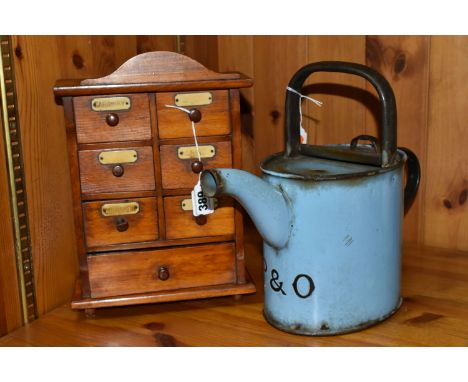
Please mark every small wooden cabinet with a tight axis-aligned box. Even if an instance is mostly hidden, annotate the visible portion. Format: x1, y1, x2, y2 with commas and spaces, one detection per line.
54, 52, 255, 311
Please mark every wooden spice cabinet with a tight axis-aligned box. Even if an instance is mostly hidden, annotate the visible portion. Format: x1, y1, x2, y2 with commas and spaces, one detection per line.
54, 52, 255, 312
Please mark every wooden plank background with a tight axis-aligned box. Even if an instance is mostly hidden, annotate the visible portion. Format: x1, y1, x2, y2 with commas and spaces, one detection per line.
364, 36, 430, 245
425, 36, 468, 251
0, 36, 466, 331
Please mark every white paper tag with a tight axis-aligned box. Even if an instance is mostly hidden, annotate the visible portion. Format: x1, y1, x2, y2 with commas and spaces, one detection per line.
191, 180, 214, 216
300, 126, 308, 144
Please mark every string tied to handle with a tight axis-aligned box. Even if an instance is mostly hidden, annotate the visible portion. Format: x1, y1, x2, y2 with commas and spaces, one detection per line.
165, 104, 202, 163
286, 86, 323, 144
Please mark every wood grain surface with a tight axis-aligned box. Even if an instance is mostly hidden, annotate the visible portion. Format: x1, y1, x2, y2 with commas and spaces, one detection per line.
252, 36, 309, 171
87, 243, 236, 298
74, 93, 151, 144
1, 223, 467, 346
71, 273, 255, 310
63, 98, 90, 297
137, 36, 221, 68
79, 235, 236, 255
164, 195, 235, 240
136, 36, 177, 54
8, 35, 147, 318
55, 36, 136, 81
306, 36, 366, 145
156, 90, 230, 139
12, 36, 83, 316
424, 36, 468, 251
55, 78, 254, 98
365, 36, 430, 245
229, 89, 247, 284
79, 146, 155, 194
184, 36, 219, 72
83, 197, 159, 248
217, 36, 255, 173
160, 141, 232, 189
0, 114, 22, 335
81, 51, 238, 86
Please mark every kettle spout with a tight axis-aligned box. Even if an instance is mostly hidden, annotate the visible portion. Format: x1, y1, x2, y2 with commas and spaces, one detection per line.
201, 169, 291, 249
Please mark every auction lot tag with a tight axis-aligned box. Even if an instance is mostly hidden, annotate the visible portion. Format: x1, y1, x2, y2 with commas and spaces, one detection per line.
191, 181, 214, 217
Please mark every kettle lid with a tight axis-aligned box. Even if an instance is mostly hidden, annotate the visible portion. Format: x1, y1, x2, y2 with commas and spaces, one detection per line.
261, 139, 403, 181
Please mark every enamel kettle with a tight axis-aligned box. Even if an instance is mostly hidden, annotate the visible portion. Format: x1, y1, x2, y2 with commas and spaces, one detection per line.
201, 61, 420, 335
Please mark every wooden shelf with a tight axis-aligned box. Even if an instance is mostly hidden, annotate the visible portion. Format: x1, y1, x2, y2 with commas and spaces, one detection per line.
1, 224, 468, 346
71, 272, 256, 310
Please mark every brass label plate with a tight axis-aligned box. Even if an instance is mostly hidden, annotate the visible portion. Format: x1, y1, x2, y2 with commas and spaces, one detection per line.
98, 150, 138, 165
181, 199, 193, 211
101, 202, 140, 216
181, 198, 218, 211
174, 92, 213, 107
91, 96, 131, 111
177, 145, 215, 160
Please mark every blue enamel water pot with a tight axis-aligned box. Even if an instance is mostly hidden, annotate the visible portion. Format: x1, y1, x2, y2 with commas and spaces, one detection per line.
201, 61, 420, 335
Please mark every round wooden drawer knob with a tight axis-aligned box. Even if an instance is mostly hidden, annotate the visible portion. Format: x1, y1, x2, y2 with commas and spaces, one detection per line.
112, 165, 124, 177
105, 113, 119, 126
191, 161, 203, 174
158, 266, 170, 281
195, 215, 207, 225
188, 108, 202, 123
116, 217, 129, 232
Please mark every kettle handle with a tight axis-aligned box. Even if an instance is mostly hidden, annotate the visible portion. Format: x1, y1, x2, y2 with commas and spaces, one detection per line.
285, 61, 397, 167
399, 147, 421, 215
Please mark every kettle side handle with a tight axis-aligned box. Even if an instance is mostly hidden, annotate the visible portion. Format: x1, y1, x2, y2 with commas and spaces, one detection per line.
399, 147, 421, 215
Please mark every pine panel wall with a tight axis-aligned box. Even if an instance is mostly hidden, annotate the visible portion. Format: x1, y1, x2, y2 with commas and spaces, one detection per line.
424, 36, 468, 251
11, 36, 142, 317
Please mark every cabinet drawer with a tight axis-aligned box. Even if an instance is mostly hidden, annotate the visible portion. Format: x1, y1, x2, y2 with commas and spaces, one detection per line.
160, 141, 232, 189
88, 243, 236, 298
74, 94, 151, 144
83, 197, 158, 248
79, 146, 155, 194
156, 90, 230, 139
164, 196, 235, 240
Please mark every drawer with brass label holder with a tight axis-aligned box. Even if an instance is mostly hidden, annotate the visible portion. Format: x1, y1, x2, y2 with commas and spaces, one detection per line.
79, 146, 155, 194
74, 93, 151, 144
156, 90, 230, 139
83, 197, 158, 248
164, 195, 234, 240
160, 141, 232, 189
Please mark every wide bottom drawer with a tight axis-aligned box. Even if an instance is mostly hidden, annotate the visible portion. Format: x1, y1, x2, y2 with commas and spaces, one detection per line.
87, 243, 236, 298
